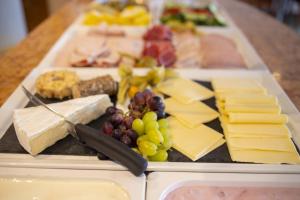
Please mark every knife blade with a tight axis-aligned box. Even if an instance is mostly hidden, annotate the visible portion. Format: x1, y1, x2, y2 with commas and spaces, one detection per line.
22, 86, 147, 176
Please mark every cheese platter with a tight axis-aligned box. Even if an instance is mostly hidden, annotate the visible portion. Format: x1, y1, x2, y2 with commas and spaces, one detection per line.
0, 68, 299, 174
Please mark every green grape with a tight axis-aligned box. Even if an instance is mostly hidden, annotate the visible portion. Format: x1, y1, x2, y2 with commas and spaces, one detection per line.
131, 147, 141, 155
159, 127, 170, 137
160, 127, 172, 150
138, 140, 157, 156
142, 111, 157, 124
161, 134, 173, 150
158, 118, 168, 129
148, 149, 168, 161
137, 135, 149, 145
147, 129, 164, 145
132, 119, 144, 136
145, 120, 159, 133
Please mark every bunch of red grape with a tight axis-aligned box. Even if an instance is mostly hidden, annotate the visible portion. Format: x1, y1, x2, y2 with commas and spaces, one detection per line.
102, 107, 137, 146
128, 89, 165, 119
102, 89, 172, 161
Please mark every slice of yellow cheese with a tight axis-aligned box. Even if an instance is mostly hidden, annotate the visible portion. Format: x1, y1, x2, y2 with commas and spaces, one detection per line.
156, 78, 214, 104
165, 98, 219, 128
212, 78, 266, 93
228, 113, 288, 124
171, 112, 219, 128
223, 123, 290, 138
168, 117, 224, 161
216, 93, 270, 102
224, 104, 281, 114
208, 137, 226, 152
225, 96, 278, 105
229, 149, 300, 164
229, 137, 297, 152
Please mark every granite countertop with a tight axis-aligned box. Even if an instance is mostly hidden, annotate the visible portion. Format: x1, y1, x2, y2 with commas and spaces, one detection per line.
0, 0, 299, 110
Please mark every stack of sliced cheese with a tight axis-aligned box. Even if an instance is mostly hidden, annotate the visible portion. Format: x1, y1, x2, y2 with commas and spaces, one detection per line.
157, 78, 225, 161
212, 78, 300, 164
13, 95, 112, 155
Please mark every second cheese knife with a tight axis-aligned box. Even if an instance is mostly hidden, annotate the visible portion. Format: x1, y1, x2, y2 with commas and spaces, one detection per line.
22, 86, 148, 176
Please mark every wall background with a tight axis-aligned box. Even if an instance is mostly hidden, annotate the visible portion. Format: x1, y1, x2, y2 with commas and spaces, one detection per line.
0, 0, 27, 52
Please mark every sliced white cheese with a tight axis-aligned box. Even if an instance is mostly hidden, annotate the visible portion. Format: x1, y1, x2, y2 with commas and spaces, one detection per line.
13, 95, 112, 155
168, 117, 224, 161
165, 98, 219, 128
156, 78, 214, 104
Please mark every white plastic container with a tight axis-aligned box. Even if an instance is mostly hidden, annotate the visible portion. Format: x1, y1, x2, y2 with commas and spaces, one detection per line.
147, 172, 300, 200
0, 167, 146, 200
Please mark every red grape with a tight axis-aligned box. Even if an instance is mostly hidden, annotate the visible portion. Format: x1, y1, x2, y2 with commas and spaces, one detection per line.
126, 129, 138, 142
134, 92, 146, 106
156, 110, 166, 119
111, 113, 123, 126
143, 89, 154, 101
148, 96, 164, 111
124, 116, 134, 129
112, 129, 123, 139
102, 122, 113, 135
106, 106, 116, 115
120, 134, 132, 146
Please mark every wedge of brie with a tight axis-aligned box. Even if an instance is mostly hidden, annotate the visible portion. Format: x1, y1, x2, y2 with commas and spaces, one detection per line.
13, 95, 112, 155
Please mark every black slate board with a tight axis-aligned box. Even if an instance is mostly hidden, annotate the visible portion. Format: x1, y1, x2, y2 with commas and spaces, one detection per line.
0, 81, 233, 162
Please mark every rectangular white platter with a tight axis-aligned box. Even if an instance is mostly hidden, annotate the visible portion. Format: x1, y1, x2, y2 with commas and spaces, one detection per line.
0, 167, 145, 200
30, 0, 267, 71
146, 171, 300, 200
0, 68, 299, 173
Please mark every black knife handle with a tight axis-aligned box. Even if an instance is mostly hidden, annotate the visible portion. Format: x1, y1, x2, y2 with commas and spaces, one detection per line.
75, 124, 148, 176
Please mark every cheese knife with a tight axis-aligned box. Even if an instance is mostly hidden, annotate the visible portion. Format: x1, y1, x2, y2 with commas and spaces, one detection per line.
22, 86, 148, 176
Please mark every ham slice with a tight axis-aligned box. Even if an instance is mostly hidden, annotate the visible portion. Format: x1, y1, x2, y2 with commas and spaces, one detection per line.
96, 51, 121, 68
200, 34, 246, 68
174, 32, 201, 68
107, 37, 144, 58
53, 35, 108, 67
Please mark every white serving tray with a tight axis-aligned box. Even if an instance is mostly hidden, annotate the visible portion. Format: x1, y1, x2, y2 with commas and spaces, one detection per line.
0, 167, 145, 200
0, 68, 299, 174
146, 172, 300, 200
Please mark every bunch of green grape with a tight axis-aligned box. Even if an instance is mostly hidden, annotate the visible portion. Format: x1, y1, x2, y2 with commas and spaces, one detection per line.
132, 111, 172, 161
